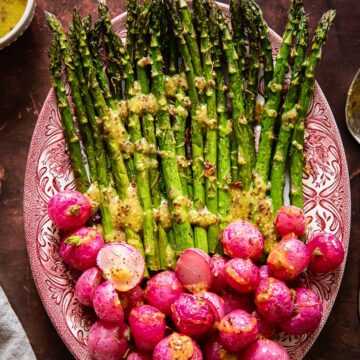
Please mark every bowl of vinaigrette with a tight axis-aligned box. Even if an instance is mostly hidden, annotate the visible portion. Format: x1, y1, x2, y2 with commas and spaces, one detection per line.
0, 0, 36, 49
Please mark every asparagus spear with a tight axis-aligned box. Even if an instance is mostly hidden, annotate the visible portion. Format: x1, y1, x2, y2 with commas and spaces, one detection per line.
270, 8, 308, 213
247, 0, 274, 94
46, 13, 97, 185
254, 0, 303, 183
290, 9, 336, 208
150, 2, 195, 255
193, 0, 219, 252
166, 0, 207, 252
68, 23, 116, 241
241, 0, 261, 128
135, 0, 175, 269
48, 39, 89, 193
98, 0, 159, 270
125, 0, 138, 64
72, 8, 146, 262
230, 0, 246, 74
206, 0, 256, 190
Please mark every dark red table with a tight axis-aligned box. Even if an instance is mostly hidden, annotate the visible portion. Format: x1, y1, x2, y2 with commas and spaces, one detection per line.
0, 1, 359, 359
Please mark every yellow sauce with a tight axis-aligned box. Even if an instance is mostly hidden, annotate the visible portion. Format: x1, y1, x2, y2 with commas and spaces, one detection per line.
0, 0, 27, 38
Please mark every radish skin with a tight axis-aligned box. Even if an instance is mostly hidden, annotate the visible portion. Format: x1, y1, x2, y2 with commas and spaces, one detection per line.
175, 248, 213, 293
240, 339, 289, 360
274, 205, 306, 237
92, 281, 124, 323
221, 289, 255, 315
75, 267, 102, 307
210, 255, 227, 293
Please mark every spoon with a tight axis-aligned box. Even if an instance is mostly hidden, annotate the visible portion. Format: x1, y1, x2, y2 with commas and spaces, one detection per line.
346, 68, 360, 144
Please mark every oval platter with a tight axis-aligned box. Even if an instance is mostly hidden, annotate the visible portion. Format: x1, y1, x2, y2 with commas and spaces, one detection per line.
24, 3, 351, 360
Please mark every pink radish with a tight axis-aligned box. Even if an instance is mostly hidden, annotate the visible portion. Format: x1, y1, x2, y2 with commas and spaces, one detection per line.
129, 305, 166, 352
280, 287, 323, 335
307, 233, 344, 273
218, 309, 259, 352
153, 333, 203, 360
144, 270, 184, 315
75, 267, 102, 307
274, 205, 306, 237
267, 235, 310, 281
210, 255, 227, 293
252, 311, 276, 339
92, 281, 124, 323
259, 265, 270, 280
204, 333, 238, 360
60, 227, 104, 271
175, 248, 213, 293
48, 190, 92, 231
119, 285, 144, 318
221, 220, 264, 260
97, 243, 145, 292
255, 277, 294, 324
88, 321, 130, 360
225, 258, 260, 293
197, 291, 225, 322
171, 293, 215, 336
126, 352, 151, 360
240, 339, 289, 360
221, 289, 255, 315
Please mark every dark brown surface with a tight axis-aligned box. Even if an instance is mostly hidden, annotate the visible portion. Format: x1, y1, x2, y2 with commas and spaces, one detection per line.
0, 1, 359, 359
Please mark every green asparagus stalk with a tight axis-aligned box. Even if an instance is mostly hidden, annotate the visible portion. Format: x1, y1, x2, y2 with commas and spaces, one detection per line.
45, 13, 97, 184
247, 0, 274, 94
270, 9, 308, 212
230, 0, 246, 74
48, 39, 89, 193
241, 0, 261, 127
135, 0, 175, 269
166, 0, 207, 252
125, 0, 138, 64
72, 8, 146, 262
150, 2, 195, 255
254, 0, 303, 182
99, 0, 159, 270
193, 0, 219, 252
290, 9, 336, 208
207, 0, 255, 190
68, 23, 116, 241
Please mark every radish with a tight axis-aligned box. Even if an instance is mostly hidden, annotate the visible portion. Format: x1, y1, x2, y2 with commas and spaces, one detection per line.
197, 291, 225, 322
60, 227, 104, 271
225, 258, 260, 293
280, 287, 323, 335
274, 205, 306, 237
75, 267, 102, 307
171, 293, 215, 337
88, 321, 130, 360
267, 235, 310, 281
175, 248, 213, 293
129, 305, 166, 352
48, 190, 92, 231
144, 271, 184, 315
92, 281, 124, 323
126, 352, 151, 360
221, 289, 255, 315
251, 311, 276, 339
307, 233, 344, 273
119, 285, 144, 319
218, 309, 259, 352
97, 243, 145, 292
204, 333, 238, 360
259, 265, 270, 280
221, 221, 264, 260
255, 277, 294, 324
209, 255, 227, 293
240, 339, 289, 360
153, 333, 203, 360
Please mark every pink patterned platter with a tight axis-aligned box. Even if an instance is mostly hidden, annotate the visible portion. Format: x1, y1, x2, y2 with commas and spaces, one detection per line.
24, 3, 350, 360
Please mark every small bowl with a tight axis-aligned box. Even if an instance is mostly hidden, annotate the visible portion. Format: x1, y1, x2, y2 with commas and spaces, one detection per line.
0, 0, 36, 50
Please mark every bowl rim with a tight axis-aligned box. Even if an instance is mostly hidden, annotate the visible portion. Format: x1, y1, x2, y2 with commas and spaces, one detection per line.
0, 0, 36, 47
